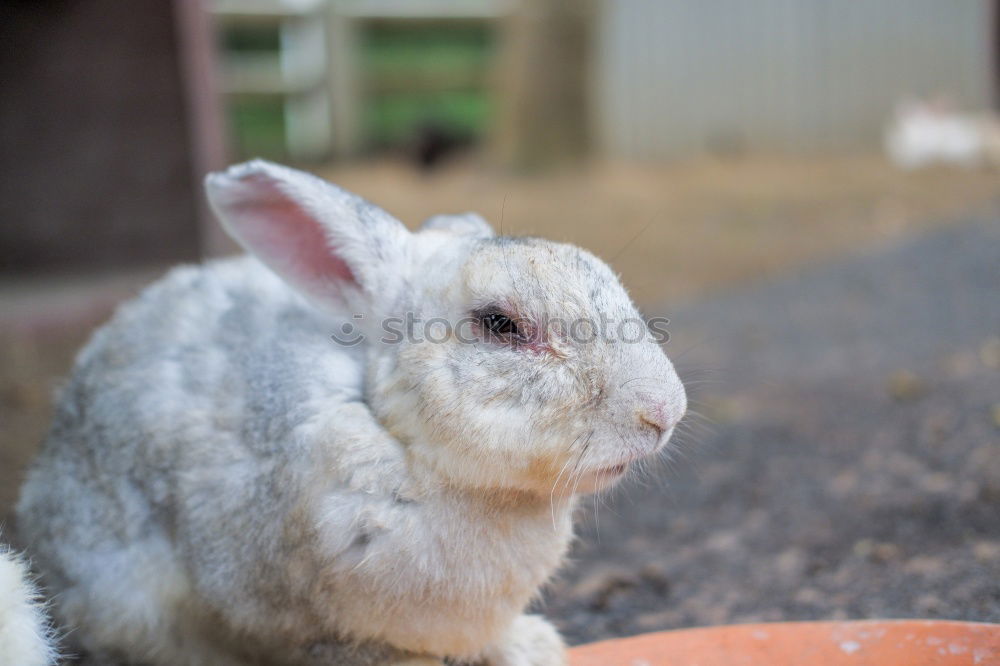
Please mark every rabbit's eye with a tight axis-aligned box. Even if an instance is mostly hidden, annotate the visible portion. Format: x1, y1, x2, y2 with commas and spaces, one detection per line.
484, 312, 518, 337
476, 308, 522, 341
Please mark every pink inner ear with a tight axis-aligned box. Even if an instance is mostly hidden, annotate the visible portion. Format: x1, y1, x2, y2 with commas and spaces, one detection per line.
230, 195, 357, 298
274, 199, 356, 284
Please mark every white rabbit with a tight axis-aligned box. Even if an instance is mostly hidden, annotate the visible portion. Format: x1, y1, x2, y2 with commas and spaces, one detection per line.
16, 160, 686, 665
0, 539, 57, 666
884, 98, 994, 170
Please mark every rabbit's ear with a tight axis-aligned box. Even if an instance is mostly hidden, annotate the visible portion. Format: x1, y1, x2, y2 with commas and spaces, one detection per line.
205, 160, 411, 311
420, 213, 494, 239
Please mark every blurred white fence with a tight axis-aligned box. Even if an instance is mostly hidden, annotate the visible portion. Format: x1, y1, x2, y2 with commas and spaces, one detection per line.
595, 0, 996, 159
212, 0, 508, 160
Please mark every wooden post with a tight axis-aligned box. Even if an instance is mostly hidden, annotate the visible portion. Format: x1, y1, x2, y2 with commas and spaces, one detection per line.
327, 4, 363, 158
491, 0, 596, 169
173, 0, 234, 256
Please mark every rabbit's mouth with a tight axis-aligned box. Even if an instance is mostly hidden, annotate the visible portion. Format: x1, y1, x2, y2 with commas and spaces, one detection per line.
598, 463, 628, 477
571, 462, 631, 493
580, 426, 674, 488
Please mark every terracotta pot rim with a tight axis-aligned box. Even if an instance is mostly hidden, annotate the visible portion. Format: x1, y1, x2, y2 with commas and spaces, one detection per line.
598, 617, 1000, 636
569, 618, 1000, 666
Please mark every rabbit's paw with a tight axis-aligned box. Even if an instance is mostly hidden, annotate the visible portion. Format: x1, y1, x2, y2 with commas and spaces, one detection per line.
475, 615, 567, 666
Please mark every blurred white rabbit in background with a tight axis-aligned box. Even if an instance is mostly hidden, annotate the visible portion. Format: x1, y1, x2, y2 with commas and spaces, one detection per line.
885, 96, 1000, 170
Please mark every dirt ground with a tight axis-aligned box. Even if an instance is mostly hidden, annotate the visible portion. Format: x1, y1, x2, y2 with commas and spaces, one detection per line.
1, 154, 998, 649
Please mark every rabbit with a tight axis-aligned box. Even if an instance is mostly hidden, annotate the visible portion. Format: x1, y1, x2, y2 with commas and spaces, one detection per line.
884, 97, 996, 170
0, 537, 57, 666
16, 160, 687, 665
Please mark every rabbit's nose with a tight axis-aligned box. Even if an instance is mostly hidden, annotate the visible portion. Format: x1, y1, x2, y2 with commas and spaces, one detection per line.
637, 398, 685, 437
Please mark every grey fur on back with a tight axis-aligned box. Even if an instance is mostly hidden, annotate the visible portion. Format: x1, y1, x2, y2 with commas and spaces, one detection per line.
19, 258, 388, 663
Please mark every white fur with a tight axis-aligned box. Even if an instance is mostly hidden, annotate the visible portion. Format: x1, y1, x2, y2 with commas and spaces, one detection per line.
0, 543, 56, 666
17, 161, 686, 665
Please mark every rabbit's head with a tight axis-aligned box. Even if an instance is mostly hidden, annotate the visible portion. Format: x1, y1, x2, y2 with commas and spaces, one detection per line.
207, 161, 686, 496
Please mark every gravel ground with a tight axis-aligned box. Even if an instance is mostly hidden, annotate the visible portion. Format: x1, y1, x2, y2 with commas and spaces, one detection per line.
544, 218, 1000, 645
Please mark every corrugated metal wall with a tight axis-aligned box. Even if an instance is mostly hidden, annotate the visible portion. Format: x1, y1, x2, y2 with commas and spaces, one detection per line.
595, 0, 996, 159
